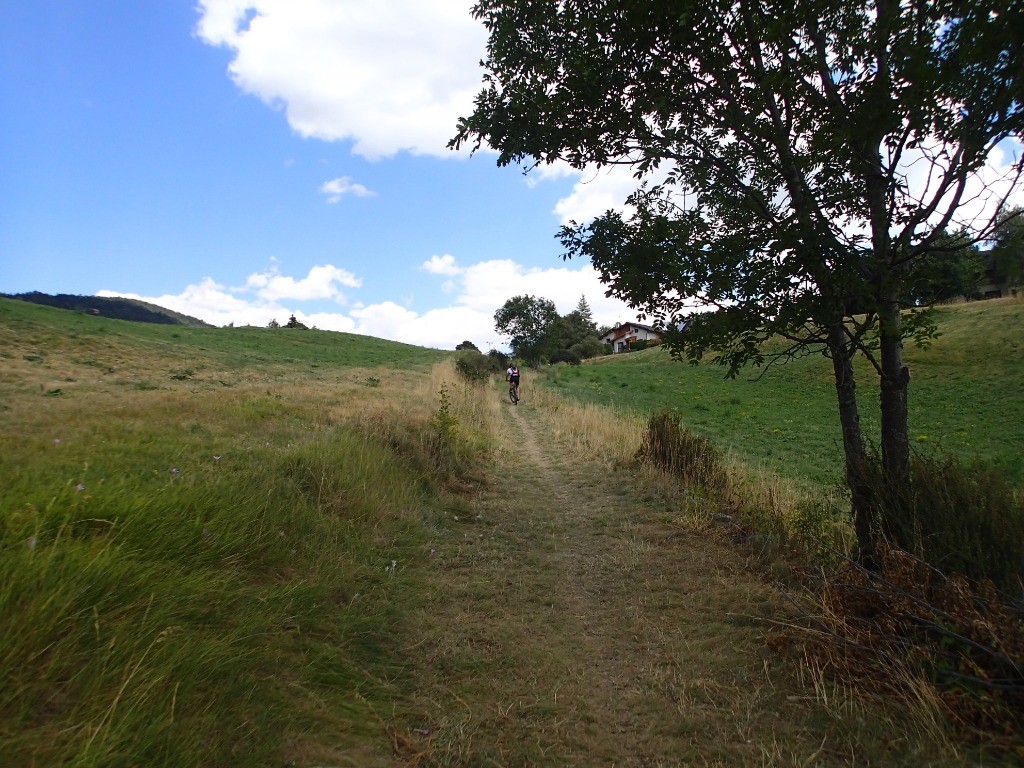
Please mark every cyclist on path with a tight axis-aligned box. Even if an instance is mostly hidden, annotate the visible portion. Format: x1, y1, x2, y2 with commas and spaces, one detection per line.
506, 363, 521, 404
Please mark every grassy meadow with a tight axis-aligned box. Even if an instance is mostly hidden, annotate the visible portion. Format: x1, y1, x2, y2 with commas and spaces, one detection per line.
2, 295, 1021, 765
0, 298, 488, 767
541, 297, 1024, 489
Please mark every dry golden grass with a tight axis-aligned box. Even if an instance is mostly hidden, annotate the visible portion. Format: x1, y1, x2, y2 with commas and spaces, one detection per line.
527, 380, 823, 545
526, 385, 645, 468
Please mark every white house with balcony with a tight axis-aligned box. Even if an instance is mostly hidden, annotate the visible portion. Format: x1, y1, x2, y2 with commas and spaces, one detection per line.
599, 321, 663, 353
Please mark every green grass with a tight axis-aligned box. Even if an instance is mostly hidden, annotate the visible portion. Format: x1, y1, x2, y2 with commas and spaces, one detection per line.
542, 298, 1024, 488
0, 298, 473, 767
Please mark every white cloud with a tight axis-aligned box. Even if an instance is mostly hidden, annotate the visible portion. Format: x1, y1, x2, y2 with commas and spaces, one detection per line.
97, 278, 287, 329
550, 163, 674, 225
896, 138, 1024, 236
420, 253, 461, 276
242, 264, 361, 303
97, 257, 641, 350
320, 176, 375, 202
348, 301, 487, 348
452, 259, 632, 323
195, 0, 487, 159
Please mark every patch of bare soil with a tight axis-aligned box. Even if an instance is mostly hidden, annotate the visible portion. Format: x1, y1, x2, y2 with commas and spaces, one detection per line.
379, 398, 962, 767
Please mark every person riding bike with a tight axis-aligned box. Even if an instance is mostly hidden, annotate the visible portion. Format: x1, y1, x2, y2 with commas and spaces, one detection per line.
506, 363, 521, 404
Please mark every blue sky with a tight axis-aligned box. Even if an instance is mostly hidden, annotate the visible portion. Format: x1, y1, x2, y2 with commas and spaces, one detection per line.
0, 0, 643, 350
4, 2, 1021, 351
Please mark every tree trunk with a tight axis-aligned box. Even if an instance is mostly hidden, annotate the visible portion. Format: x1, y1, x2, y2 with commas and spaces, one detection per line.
877, 288, 910, 486
827, 321, 874, 561
865, 0, 911, 491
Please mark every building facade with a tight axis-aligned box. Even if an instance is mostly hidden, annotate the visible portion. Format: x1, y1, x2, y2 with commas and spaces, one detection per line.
599, 322, 662, 353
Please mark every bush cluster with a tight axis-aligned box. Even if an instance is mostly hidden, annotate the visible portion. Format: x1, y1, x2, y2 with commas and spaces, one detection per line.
549, 349, 582, 366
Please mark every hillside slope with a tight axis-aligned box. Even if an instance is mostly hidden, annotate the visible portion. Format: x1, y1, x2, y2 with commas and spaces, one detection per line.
0, 297, 457, 767
2, 291, 213, 326
0, 296, 447, 385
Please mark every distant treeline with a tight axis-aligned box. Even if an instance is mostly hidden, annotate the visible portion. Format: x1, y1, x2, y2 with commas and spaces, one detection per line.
2, 292, 211, 327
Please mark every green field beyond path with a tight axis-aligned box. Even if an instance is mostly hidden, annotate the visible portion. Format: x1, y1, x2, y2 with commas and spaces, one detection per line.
541, 298, 1024, 488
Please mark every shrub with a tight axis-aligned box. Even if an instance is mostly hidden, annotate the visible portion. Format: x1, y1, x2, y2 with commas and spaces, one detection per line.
487, 349, 510, 369
453, 350, 494, 383
806, 545, 1024, 743
862, 451, 1024, 593
638, 409, 726, 494
549, 349, 582, 366
570, 335, 606, 360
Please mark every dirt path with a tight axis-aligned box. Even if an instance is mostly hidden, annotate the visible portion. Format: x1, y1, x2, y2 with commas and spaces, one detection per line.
381, 397, 923, 766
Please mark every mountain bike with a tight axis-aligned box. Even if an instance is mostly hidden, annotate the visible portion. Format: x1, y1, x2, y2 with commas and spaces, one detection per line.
508, 382, 520, 405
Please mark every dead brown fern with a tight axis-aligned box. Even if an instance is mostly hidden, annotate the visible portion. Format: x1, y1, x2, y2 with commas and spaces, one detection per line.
790, 543, 1023, 749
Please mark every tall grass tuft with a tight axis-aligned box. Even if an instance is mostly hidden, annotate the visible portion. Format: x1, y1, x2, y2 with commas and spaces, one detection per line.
351, 360, 498, 492
638, 409, 728, 495
1, 428, 428, 765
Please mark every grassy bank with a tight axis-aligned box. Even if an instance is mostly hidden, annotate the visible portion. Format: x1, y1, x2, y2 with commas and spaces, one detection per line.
542, 298, 1024, 488
0, 299, 491, 767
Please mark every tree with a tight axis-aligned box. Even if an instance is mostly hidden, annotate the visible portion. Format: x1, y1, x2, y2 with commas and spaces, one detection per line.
540, 295, 602, 360
986, 207, 1024, 289
903, 231, 985, 305
572, 295, 595, 329
494, 295, 559, 363
487, 348, 510, 369
455, 0, 1024, 558
560, 296, 599, 347
456, 340, 480, 351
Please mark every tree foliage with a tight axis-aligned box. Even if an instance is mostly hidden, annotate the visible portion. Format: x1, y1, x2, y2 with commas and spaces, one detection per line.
456, 0, 1024, 558
493, 295, 559, 363
494, 294, 602, 363
903, 232, 985, 305
986, 207, 1024, 288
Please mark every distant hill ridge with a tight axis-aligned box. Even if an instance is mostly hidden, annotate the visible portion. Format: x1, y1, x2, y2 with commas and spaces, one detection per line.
2, 292, 212, 327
